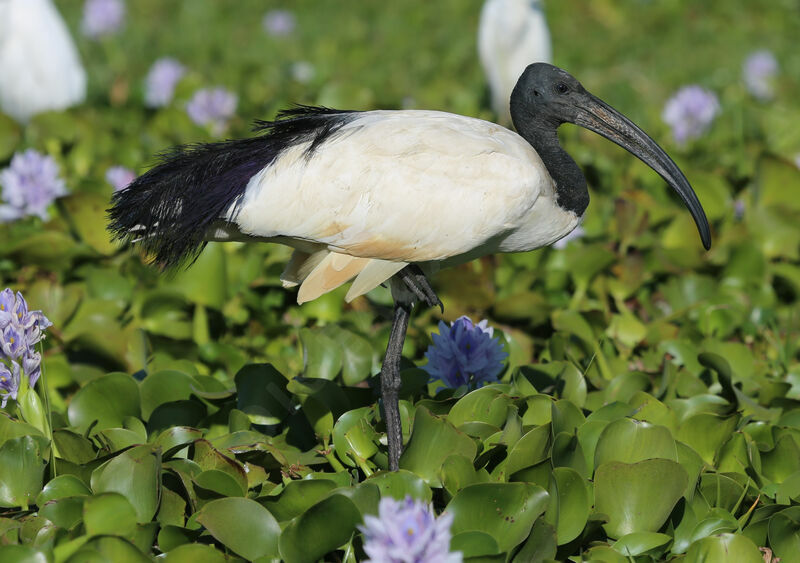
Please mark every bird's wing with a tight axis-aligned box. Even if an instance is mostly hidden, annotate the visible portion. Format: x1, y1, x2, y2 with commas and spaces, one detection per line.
233, 110, 550, 265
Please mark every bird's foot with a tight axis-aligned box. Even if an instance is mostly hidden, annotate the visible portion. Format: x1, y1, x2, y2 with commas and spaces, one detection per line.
398, 265, 443, 312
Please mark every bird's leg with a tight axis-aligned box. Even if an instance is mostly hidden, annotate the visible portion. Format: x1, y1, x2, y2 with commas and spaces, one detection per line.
397, 265, 443, 312
381, 267, 442, 470
381, 301, 411, 471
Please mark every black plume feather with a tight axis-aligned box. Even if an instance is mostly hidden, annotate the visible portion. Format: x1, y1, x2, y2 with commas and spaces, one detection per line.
107, 106, 356, 269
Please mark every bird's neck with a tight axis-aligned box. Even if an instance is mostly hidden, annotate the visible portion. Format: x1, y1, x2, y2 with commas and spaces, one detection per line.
515, 121, 590, 216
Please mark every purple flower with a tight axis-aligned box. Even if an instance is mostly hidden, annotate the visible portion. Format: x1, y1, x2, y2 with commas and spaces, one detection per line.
553, 225, 585, 249
0, 289, 51, 400
423, 316, 508, 389
662, 86, 720, 144
82, 0, 125, 39
359, 496, 462, 563
734, 199, 745, 221
144, 58, 186, 108
0, 361, 20, 408
743, 50, 778, 101
263, 10, 296, 37
186, 87, 238, 134
0, 149, 67, 222
106, 166, 135, 191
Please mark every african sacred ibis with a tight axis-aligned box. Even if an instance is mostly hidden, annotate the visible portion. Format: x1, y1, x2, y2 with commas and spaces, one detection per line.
0, 0, 87, 123
479, 0, 552, 125
108, 63, 711, 470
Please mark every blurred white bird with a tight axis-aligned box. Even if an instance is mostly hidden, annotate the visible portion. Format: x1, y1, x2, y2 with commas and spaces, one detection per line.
0, 0, 87, 123
478, 0, 552, 125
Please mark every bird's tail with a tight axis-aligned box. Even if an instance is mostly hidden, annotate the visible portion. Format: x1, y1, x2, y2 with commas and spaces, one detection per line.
107, 106, 355, 268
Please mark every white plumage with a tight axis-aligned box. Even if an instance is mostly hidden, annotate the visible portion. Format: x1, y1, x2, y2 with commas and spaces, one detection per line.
479, 0, 552, 125
0, 0, 86, 123
218, 110, 579, 304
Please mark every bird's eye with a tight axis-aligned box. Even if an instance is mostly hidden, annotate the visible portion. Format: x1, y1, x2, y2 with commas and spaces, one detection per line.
556, 82, 569, 95
533, 90, 541, 97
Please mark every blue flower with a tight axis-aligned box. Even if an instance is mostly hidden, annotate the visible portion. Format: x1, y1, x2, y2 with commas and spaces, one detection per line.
0, 289, 51, 399
263, 10, 297, 37
0, 361, 20, 408
422, 316, 508, 389
186, 87, 238, 135
743, 50, 778, 101
82, 0, 125, 39
359, 496, 462, 563
106, 166, 135, 191
0, 149, 67, 222
662, 86, 720, 145
144, 58, 186, 108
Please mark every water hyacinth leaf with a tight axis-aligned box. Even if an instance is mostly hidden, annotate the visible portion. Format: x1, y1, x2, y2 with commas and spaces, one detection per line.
512, 519, 557, 562
153, 426, 204, 458
148, 400, 207, 433
69, 536, 151, 563
0, 545, 48, 563
139, 369, 201, 420
594, 459, 688, 539
39, 497, 85, 530
278, 494, 361, 563
90, 445, 161, 523
162, 543, 228, 562
450, 530, 501, 558
0, 113, 21, 160
300, 328, 343, 380
677, 413, 739, 465
157, 488, 187, 528
334, 482, 381, 517
768, 507, 800, 561
196, 497, 280, 560
593, 418, 678, 468
440, 455, 487, 496
259, 479, 338, 521
333, 407, 379, 467
447, 482, 549, 553
612, 532, 672, 557
166, 243, 227, 309
194, 469, 246, 498
324, 325, 374, 386
699, 474, 745, 512
36, 475, 91, 505
582, 545, 628, 563
447, 387, 509, 428
761, 434, 800, 483
0, 436, 48, 509
53, 429, 96, 464
83, 493, 138, 537
235, 363, 292, 425
505, 424, 551, 477
6, 231, 80, 269
690, 508, 739, 541
365, 470, 433, 502
66, 372, 141, 432
192, 440, 248, 495
399, 407, 477, 487
548, 467, 591, 545
60, 192, 117, 255
684, 533, 763, 563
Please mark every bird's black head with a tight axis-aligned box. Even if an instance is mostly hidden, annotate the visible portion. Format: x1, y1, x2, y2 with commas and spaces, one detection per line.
510, 62, 712, 250
511, 63, 589, 127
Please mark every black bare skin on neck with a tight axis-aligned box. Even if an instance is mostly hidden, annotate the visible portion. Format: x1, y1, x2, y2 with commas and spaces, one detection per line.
510, 68, 591, 217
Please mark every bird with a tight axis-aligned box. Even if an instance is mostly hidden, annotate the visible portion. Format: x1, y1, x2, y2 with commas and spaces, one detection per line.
0, 0, 87, 123
478, 0, 552, 126
108, 63, 711, 471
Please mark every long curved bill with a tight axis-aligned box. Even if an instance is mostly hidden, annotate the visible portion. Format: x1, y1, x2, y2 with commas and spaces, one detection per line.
574, 94, 711, 250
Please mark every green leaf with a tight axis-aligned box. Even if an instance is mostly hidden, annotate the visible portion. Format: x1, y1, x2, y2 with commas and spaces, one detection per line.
447, 387, 509, 428
399, 407, 477, 487
612, 532, 672, 557
139, 369, 201, 420
259, 479, 338, 521
450, 531, 501, 558
300, 327, 343, 380
594, 418, 678, 468
684, 533, 763, 563
36, 475, 91, 505
447, 482, 550, 553
278, 494, 361, 563
0, 436, 47, 508
594, 459, 688, 539
67, 372, 141, 433
0, 545, 48, 563
91, 445, 161, 523
196, 497, 280, 560
505, 424, 551, 477
162, 543, 228, 562
83, 493, 138, 537
769, 506, 800, 562
166, 242, 227, 308
365, 470, 433, 502
61, 192, 117, 255
235, 363, 292, 425
677, 413, 739, 466
549, 467, 590, 545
